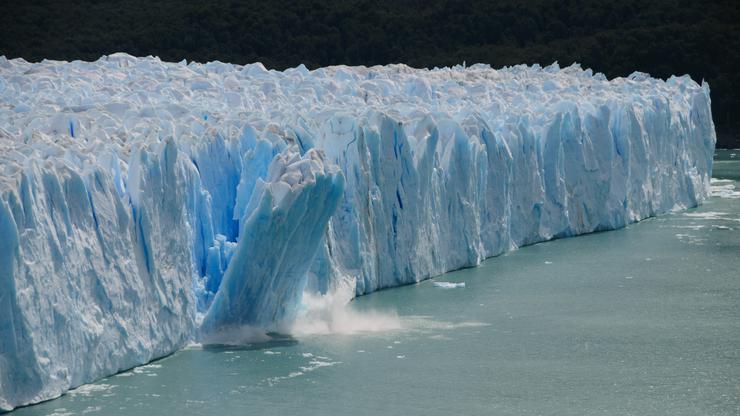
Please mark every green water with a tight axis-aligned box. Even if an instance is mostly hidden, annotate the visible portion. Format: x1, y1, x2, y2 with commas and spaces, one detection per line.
13, 151, 740, 416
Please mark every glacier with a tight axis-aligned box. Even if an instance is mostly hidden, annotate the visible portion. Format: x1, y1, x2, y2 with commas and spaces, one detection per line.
0, 53, 715, 410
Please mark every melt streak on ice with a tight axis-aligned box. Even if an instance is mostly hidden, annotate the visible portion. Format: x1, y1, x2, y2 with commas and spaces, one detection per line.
0, 54, 715, 410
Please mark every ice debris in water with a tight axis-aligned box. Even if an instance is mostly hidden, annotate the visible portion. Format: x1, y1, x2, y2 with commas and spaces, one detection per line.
433, 281, 466, 289
0, 54, 715, 410
710, 179, 740, 199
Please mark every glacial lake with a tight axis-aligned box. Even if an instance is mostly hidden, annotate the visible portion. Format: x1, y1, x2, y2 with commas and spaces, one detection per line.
12, 150, 740, 416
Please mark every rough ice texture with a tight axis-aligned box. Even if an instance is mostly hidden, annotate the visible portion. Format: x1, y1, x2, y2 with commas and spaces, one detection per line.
0, 54, 715, 410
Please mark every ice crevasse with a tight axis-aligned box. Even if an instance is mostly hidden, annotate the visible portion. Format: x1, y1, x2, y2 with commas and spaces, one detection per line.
0, 54, 715, 410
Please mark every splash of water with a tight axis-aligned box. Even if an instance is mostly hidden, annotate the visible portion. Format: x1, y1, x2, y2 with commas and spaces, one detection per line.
290, 281, 402, 336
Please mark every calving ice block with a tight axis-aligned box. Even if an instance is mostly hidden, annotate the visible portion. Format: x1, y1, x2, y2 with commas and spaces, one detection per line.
0, 53, 715, 410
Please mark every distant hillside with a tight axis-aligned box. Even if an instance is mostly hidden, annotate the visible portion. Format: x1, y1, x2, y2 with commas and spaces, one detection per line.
1, 0, 738, 147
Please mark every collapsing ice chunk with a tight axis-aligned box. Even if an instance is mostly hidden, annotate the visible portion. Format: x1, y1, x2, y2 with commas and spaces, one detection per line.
200, 148, 344, 339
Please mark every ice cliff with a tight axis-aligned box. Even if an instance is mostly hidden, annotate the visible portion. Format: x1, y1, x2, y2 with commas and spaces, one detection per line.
0, 54, 715, 410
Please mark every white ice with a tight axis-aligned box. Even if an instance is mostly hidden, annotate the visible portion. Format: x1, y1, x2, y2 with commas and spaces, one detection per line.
0, 54, 715, 410
432, 282, 466, 289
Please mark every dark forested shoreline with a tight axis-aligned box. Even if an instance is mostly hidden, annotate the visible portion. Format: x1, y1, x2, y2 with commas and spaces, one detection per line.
1, 0, 738, 147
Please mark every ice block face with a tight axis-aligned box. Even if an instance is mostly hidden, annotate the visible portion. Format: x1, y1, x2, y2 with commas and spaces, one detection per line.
199, 148, 345, 339
0, 54, 716, 410
308, 69, 716, 295
0, 136, 197, 409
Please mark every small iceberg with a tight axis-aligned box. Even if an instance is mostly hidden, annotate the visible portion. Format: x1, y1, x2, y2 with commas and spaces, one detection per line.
432, 281, 466, 289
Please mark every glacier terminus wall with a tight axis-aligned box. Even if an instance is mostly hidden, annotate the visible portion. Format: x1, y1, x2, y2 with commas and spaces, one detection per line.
0, 54, 715, 410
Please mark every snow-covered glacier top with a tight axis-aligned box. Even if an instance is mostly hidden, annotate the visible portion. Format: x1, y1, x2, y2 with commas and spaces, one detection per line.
0, 54, 715, 411
0, 54, 707, 157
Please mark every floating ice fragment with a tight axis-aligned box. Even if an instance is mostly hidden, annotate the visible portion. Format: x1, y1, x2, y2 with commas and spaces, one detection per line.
683, 211, 728, 219
433, 281, 466, 289
68, 384, 116, 397
709, 181, 740, 199
48, 409, 74, 416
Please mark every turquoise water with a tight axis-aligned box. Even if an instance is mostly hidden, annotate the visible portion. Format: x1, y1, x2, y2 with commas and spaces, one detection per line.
12, 151, 740, 416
